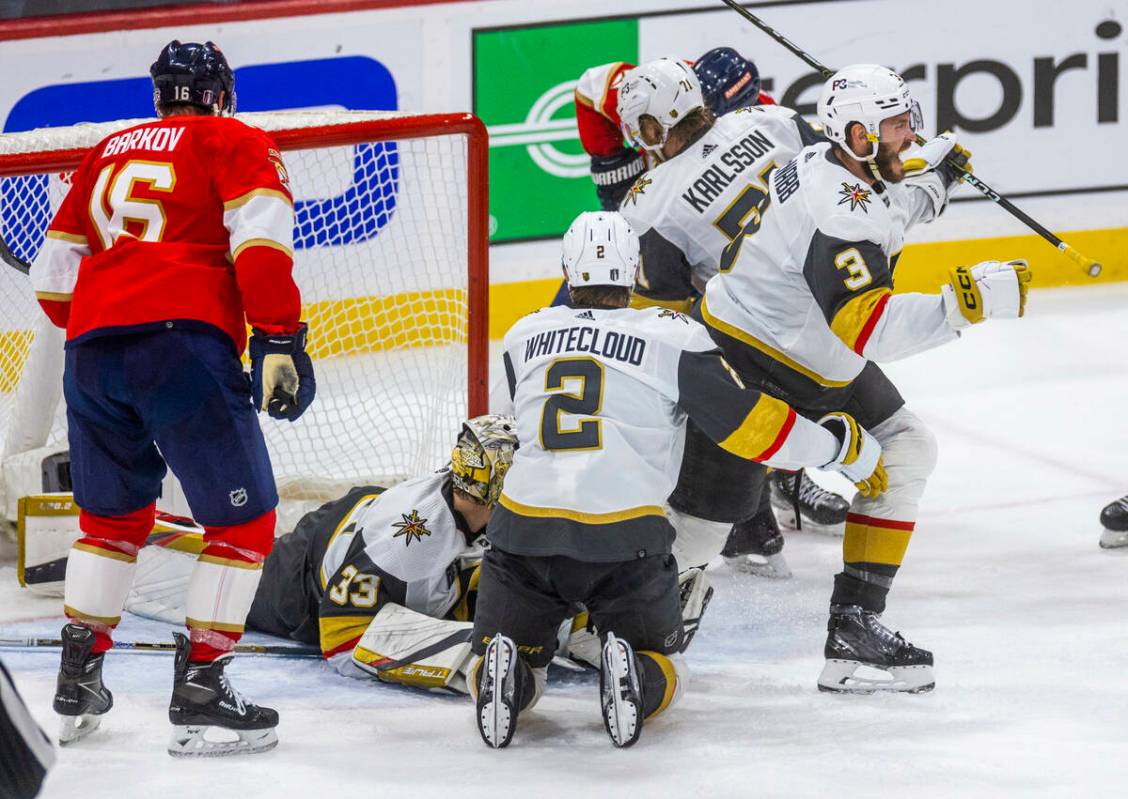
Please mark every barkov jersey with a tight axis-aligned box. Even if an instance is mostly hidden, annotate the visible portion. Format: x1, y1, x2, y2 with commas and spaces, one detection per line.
251, 471, 481, 662
700, 142, 958, 388
618, 105, 821, 310
490, 304, 844, 563
32, 115, 300, 351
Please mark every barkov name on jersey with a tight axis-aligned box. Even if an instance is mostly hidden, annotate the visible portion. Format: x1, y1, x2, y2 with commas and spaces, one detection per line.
681, 128, 778, 213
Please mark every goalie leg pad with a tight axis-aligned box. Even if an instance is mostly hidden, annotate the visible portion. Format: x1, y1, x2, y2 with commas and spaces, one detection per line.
668, 508, 731, 569
351, 603, 475, 693
124, 543, 198, 624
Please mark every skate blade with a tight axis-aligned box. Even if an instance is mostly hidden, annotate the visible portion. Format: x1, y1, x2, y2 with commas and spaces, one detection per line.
167, 725, 279, 758
817, 659, 935, 695
1099, 527, 1128, 549
724, 553, 792, 579
58, 713, 102, 745
477, 636, 516, 749
601, 637, 642, 748
770, 496, 846, 537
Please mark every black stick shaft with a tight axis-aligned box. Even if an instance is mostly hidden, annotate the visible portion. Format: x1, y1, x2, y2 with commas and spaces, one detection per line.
0, 637, 321, 659
718, 0, 1101, 277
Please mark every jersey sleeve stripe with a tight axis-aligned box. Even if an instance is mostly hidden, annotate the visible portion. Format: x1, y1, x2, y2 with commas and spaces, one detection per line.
319, 615, 374, 657
498, 494, 666, 525
232, 237, 294, 260
843, 517, 914, 566
829, 287, 892, 354
223, 187, 293, 211
34, 290, 73, 302
45, 230, 88, 245
700, 295, 852, 388
717, 393, 796, 461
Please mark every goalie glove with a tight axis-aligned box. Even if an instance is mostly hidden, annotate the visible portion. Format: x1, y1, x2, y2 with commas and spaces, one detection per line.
818, 412, 887, 498
902, 131, 973, 186
249, 322, 316, 421
591, 148, 646, 211
941, 259, 1032, 330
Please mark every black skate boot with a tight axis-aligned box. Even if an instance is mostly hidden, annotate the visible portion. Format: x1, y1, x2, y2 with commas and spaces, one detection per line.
1099, 494, 1128, 548
721, 507, 790, 578
475, 633, 523, 749
771, 469, 850, 535
818, 604, 934, 694
54, 623, 113, 745
167, 632, 278, 757
600, 633, 644, 748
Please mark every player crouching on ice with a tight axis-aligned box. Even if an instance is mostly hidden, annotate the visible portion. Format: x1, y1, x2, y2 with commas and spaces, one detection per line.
30, 40, 313, 756
470, 211, 888, 749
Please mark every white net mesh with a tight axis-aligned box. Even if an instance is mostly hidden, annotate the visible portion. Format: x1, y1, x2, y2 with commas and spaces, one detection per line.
0, 111, 483, 509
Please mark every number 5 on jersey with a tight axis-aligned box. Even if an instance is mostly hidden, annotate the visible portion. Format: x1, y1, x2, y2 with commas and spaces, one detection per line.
89, 160, 176, 248
540, 357, 604, 451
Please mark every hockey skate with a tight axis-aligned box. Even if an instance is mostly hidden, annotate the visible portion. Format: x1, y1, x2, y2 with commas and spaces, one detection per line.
167, 632, 278, 757
600, 633, 644, 748
722, 509, 791, 578
1098, 495, 1128, 548
770, 469, 849, 536
54, 623, 113, 745
475, 633, 521, 749
818, 605, 934, 694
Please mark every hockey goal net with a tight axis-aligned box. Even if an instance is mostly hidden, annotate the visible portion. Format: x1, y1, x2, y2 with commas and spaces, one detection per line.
0, 111, 488, 524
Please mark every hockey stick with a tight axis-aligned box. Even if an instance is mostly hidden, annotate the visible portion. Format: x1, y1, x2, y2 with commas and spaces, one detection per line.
719, 0, 1102, 278
0, 636, 322, 659
1, 233, 31, 275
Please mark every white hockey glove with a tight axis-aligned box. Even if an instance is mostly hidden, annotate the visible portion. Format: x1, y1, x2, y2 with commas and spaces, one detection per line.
902, 131, 973, 183
941, 259, 1032, 330
818, 412, 887, 498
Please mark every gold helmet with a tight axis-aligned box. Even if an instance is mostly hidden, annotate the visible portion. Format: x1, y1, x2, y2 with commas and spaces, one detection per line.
450, 415, 518, 506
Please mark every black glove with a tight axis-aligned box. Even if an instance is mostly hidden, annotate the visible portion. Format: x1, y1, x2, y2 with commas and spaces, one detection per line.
249, 323, 316, 421
591, 149, 646, 210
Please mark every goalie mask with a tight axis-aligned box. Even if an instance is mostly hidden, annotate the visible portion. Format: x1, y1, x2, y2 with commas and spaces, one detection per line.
561, 211, 640, 290
450, 415, 518, 507
151, 40, 236, 116
817, 64, 922, 162
617, 58, 704, 152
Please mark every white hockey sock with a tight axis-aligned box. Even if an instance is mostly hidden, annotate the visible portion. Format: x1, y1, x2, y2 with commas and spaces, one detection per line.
63, 539, 139, 633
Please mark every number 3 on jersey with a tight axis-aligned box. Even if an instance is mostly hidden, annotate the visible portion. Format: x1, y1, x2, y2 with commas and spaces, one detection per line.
540, 357, 604, 451
88, 160, 176, 249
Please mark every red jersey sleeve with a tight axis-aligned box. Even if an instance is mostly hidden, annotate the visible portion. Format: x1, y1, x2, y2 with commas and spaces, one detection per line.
575, 61, 635, 157
213, 126, 301, 335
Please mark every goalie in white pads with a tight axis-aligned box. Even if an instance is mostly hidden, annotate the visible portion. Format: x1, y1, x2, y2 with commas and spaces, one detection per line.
615, 57, 851, 576
470, 211, 887, 749
694, 65, 1031, 693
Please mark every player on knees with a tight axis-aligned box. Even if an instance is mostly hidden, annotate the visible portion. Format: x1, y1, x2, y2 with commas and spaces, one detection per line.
470, 211, 886, 749
694, 64, 1030, 693
31, 40, 313, 754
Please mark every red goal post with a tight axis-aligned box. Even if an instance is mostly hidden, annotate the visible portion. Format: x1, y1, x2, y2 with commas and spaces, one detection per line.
0, 110, 489, 520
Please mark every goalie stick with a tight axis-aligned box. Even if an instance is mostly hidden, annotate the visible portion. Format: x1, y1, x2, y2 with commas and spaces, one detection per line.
0, 636, 322, 659
719, 0, 1102, 278
1, 233, 30, 275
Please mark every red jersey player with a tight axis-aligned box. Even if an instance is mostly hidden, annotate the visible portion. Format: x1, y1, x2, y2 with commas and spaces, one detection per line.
575, 47, 774, 211
32, 40, 313, 757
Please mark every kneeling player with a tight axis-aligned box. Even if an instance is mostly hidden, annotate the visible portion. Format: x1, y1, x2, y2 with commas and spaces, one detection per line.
471, 211, 886, 749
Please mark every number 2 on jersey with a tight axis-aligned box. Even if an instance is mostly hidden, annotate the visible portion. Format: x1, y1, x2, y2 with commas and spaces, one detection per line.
88, 160, 176, 249
540, 357, 604, 451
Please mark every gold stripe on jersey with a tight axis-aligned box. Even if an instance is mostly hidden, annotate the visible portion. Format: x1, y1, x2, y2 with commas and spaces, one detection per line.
830, 287, 892, 354
63, 606, 121, 626
185, 617, 246, 634
700, 296, 852, 388
319, 492, 383, 590
197, 553, 263, 570
319, 613, 375, 655
717, 393, 792, 461
640, 651, 679, 719
499, 494, 665, 525
842, 520, 913, 567
232, 237, 293, 260
72, 542, 136, 563
45, 230, 88, 245
629, 293, 695, 313
34, 290, 73, 302
223, 187, 293, 210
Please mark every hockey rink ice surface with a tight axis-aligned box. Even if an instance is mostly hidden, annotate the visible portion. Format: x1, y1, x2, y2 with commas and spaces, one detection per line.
2, 283, 1126, 797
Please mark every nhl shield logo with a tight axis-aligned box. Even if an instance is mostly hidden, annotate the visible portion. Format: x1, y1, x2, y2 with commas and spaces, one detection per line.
229, 487, 248, 508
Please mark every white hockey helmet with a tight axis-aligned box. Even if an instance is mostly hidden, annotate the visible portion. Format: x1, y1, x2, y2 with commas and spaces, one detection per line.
561, 211, 640, 290
817, 64, 922, 161
617, 57, 705, 152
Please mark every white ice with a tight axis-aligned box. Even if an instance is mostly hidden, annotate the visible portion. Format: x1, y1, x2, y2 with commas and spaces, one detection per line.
3, 283, 1127, 797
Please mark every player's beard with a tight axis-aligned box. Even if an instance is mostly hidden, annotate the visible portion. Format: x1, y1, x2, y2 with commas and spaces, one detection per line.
874, 140, 906, 183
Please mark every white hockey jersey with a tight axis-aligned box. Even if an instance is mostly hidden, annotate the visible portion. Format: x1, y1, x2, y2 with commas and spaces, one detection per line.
700, 142, 958, 387
618, 105, 822, 308
490, 304, 841, 562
